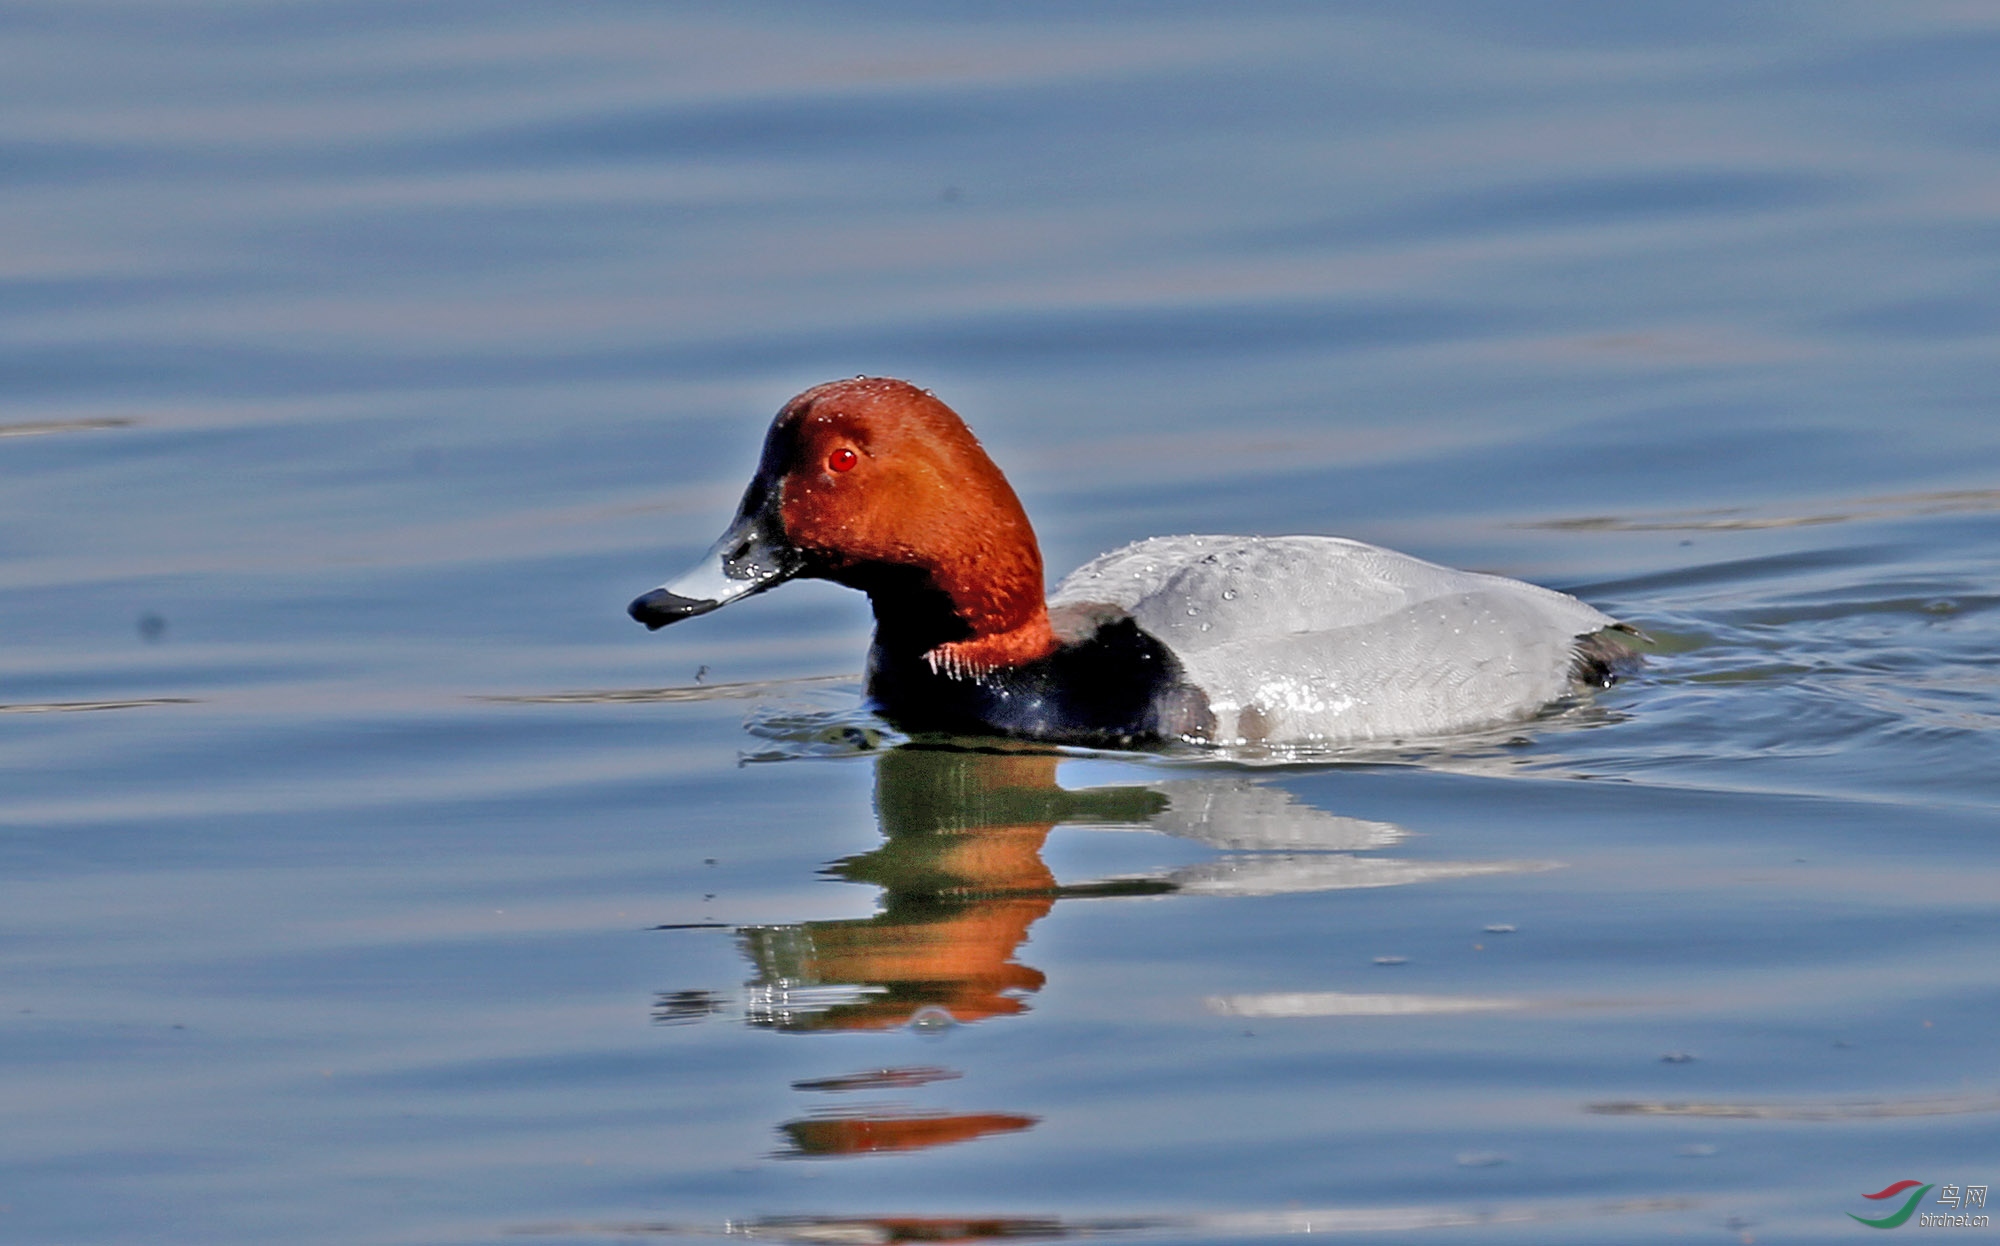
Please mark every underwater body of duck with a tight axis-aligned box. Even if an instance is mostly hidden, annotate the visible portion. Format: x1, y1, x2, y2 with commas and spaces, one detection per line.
630, 378, 1637, 748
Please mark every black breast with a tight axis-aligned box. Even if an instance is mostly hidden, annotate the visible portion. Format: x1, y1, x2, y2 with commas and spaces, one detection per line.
866, 617, 1201, 748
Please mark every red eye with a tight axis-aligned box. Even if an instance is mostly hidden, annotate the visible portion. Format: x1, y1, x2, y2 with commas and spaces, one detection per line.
828, 447, 858, 473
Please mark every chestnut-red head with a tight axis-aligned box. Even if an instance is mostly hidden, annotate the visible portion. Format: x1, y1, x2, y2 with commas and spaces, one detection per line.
630, 379, 1055, 671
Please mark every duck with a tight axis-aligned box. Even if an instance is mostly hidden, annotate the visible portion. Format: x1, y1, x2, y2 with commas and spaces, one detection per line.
629, 377, 1636, 749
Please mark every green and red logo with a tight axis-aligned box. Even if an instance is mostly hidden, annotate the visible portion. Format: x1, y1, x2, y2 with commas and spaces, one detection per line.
1850, 1180, 1933, 1229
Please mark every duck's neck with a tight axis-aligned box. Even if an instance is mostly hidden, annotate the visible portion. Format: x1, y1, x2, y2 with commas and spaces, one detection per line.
854, 556, 1057, 680
924, 613, 1057, 680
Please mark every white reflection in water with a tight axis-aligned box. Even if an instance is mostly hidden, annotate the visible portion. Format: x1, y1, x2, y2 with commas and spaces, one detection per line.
1166, 854, 1552, 896
1207, 991, 1526, 1017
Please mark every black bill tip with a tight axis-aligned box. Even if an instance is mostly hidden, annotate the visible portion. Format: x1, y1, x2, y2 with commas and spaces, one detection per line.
628, 588, 720, 630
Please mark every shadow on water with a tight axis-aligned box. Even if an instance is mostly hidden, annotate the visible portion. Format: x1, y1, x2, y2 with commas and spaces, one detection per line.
652, 745, 1551, 1163
597, 729, 1691, 1237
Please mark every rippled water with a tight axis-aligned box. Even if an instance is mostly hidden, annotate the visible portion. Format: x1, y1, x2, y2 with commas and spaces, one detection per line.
5, 5, 2000, 1244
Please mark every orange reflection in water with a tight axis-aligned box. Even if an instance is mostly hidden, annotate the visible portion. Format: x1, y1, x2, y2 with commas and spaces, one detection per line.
779, 1110, 1038, 1157
728, 748, 1104, 1157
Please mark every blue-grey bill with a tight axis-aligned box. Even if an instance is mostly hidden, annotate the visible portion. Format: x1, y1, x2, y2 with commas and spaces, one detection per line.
629, 508, 800, 630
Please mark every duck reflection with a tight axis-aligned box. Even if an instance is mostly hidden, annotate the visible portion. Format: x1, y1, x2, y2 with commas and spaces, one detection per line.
727, 745, 1538, 1037
656, 744, 1551, 1158
738, 748, 1167, 1033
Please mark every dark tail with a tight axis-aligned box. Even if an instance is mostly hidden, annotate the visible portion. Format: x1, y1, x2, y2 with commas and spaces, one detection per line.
1571, 624, 1648, 688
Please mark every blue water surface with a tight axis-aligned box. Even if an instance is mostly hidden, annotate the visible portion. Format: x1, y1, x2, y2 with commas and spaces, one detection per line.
4, 4, 1999, 1243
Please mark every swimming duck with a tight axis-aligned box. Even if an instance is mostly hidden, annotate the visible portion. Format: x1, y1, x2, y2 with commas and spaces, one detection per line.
630, 378, 1634, 748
